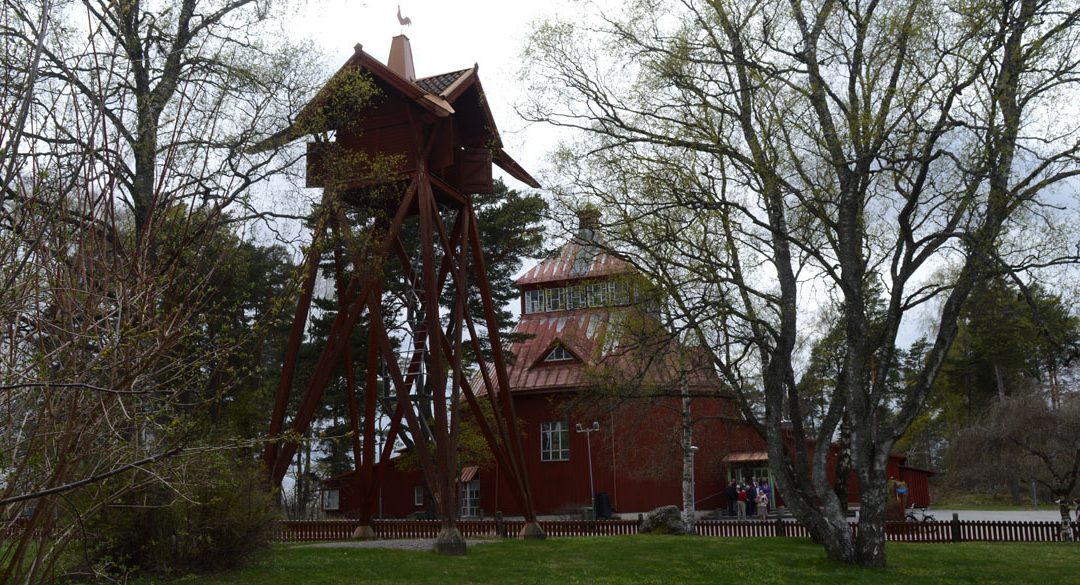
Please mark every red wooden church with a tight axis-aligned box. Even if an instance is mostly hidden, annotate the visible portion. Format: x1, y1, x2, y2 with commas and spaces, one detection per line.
325, 208, 934, 519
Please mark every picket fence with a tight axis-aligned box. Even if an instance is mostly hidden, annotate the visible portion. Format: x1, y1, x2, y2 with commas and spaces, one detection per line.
271, 517, 1079, 544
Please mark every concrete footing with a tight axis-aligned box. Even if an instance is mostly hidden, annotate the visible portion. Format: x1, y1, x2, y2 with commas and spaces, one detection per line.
433, 526, 467, 556
519, 521, 547, 540
351, 525, 376, 539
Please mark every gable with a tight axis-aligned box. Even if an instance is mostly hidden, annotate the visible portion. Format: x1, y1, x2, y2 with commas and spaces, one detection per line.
533, 340, 581, 368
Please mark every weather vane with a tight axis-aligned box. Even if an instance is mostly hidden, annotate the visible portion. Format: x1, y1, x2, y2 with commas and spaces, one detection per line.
397, 5, 412, 28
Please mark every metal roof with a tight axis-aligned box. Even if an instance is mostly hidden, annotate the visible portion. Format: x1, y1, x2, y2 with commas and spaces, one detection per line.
721, 451, 769, 463
475, 306, 722, 395
516, 238, 630, 286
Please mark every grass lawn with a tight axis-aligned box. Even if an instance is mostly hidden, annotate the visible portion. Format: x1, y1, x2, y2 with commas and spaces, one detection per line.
144, 536, 1079, 585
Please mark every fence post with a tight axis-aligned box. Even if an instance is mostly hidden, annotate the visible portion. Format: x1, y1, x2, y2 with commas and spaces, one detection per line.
951, 513, 961, 543
775, 517, 786, 537
496, 512, 506, 538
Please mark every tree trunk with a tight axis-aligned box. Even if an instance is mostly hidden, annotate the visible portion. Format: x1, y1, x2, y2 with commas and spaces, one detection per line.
834, 414, 852, 514
1058, 498, 1075, 542
1009, 477, 1022, 506
993, 363, 1007, 401
855, 466, 888, 567
680, 377, 695, 533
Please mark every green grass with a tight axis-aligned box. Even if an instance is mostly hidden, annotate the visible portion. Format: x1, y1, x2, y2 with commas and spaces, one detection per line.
137, 536, 1080, 585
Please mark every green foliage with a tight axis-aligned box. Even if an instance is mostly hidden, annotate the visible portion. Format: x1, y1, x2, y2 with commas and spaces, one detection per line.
900, 279, 1080, 474
82, 455, 276, 577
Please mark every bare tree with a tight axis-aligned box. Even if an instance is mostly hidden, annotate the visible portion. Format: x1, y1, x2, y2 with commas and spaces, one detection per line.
949, 392, 1080, 541
1, 0, 316, 581
523, 0, 1080, 566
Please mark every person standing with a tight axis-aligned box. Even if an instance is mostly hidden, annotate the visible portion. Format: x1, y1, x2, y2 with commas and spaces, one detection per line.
747, 481, 758, 518
756, 489, 769, 521
736, 484, 748, 520
725, 480, 738, 517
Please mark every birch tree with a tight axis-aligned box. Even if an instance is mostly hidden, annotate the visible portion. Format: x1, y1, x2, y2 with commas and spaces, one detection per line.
524, 0, 1080, 566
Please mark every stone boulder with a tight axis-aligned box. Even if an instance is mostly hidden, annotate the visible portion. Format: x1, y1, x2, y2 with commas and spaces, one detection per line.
639, 505, 688, 535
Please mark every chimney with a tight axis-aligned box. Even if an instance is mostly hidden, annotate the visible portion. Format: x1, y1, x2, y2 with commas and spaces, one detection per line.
569, 204, 602, 277
575, 204, 602, 243
388, 34, 416, 81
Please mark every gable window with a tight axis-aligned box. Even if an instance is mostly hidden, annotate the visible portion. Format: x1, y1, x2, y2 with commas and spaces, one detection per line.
547, 287, 566, 311
544, 344, 574, 362
525, 289, 545, 313
541, 421, 570, 461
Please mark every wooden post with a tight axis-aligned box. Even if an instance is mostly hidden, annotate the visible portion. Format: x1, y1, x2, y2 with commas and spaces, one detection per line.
951, 513, 961, 543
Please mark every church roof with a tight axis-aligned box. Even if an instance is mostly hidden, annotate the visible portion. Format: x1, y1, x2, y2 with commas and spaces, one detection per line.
516, 238, 631, 286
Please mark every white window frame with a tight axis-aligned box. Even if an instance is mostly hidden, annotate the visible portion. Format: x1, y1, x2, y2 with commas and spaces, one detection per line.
609, 281, 629, 305
588, 282, 608, 307
460, 480, 481, 518
567, 285, 586, 309
414, 485, 424, 507
547, 287, 566, 311
544, 345, 573, 362
322, 489, 340, 511
541, 421, 570, 462
525, 289, 545, 313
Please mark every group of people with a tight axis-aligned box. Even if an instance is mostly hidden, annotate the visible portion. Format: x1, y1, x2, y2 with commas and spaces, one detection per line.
725, 478, 771, 520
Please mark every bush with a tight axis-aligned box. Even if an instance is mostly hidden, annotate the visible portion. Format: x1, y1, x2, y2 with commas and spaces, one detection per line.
81, 454, 276, 577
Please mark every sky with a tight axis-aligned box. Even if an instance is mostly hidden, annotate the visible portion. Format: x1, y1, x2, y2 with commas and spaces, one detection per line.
288, 0, 570, 190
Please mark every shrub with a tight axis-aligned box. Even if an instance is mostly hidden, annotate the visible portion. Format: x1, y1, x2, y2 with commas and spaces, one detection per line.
81, 454, 276, 576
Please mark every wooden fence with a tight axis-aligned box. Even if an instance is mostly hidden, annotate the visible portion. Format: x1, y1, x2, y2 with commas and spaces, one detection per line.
271, 517, 1078, 544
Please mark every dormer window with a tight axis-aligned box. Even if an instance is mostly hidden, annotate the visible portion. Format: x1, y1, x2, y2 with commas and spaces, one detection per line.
588, 282, 608, 306
544, 344, 574, 362
525, 289, 545, 313
548, 287, 566, 311
567, 285, 586, 309
523, 281, 632, 314
611, 280, 629, 305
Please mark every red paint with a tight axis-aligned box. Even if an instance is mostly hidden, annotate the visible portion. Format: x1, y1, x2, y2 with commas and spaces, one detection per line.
327, 223, 933, 518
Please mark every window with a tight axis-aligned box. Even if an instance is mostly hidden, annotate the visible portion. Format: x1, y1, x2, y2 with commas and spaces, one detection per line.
588, 282, 608, 307
525, 289, 545, 313
414, 485, 425, 507
567, 285, 587, 309
541, 421, 570, 461
460, 480, 481, 517
547, 287, 566, 311
544, 344, 574, 362
322, 489, 340, 511
610, 281, 629, 305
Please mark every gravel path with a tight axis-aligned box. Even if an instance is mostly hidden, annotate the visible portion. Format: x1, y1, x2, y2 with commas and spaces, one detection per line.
302, 539, 502, 551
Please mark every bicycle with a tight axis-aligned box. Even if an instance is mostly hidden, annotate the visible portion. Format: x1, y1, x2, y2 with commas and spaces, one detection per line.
905, 504, 935, 522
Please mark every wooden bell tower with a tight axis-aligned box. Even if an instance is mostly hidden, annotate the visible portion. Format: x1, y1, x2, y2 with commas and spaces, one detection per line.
261, 35, 544, 551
